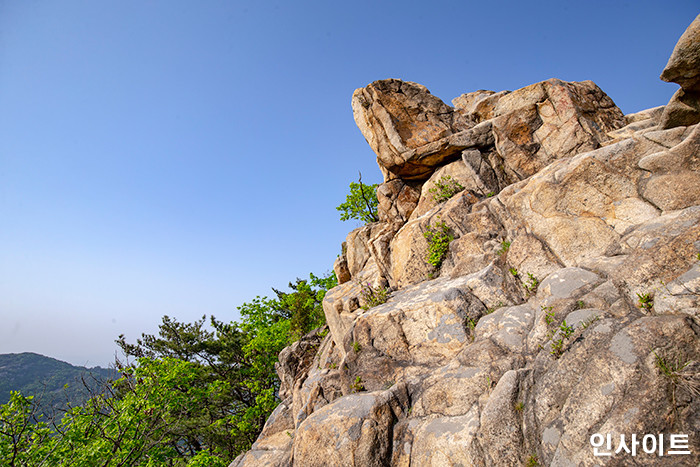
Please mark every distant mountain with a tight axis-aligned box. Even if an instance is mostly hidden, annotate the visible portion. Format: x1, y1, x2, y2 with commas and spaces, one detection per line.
0, 352, 118, 420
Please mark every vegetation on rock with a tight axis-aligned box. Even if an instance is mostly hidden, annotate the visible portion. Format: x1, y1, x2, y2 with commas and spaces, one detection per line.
423, 220, 453, 269
336, 176, 379, 224
429, 175, 464, 203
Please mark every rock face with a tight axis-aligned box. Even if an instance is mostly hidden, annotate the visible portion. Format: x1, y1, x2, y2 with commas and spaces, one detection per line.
660, 15, 700, 129
232, 20, 700, 467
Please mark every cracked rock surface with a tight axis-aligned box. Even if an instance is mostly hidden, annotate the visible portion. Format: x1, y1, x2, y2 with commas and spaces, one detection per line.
232, 21, 700, 467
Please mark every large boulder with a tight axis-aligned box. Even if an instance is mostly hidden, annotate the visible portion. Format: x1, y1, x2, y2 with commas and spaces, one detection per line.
660, 15, 700, 128
490, 79, 626, 185
661, 14, 700, 91
352, 79, 493, 181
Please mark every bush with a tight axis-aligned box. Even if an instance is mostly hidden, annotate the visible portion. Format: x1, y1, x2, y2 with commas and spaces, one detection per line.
360, 282, 389, 310
429, 175, 464, 203
424, 220, 453, 269
337, 178, 379, 224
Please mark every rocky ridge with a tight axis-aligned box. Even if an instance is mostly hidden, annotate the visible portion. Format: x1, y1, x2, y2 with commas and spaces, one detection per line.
233, 16, 700, 466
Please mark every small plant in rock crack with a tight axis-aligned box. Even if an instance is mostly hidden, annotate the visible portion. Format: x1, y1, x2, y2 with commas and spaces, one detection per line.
550, 320, 575, 358
575, 300, 587, 310
542, 306, 555, 326
352, 341, 362, 353
654, 350, 699, 397
509, 267, 519, 277
514, 401, 524, 412
328, 362, 337, 369
360, 282, 389, 310
559, 320, 574, 339
654, 350, 700, 424
485, 302, 505, 315
465, 317, 478, 342
429, 175, 465, 203
525, 455, 540, 467
550, 338, 565, 357
524, 273, 539, 294
497, 240, 511, 256
351, 376, 365, 393
580, 315, 600, 330
485, 191, 495, 198
637, 292, 653, 311
424, 220, 453, 269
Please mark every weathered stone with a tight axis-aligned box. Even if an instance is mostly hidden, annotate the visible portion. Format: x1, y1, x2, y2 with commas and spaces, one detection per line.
376, 179, 420, 223
390, 191, 482, 288
659, 88, 700, 129
410, 159, 477, 220
238, 37, 700, 464
639, 124, 700, 211
352, 79, 471, 180
333, 254, 351, 284
492, 79, 626, 184
292, 384, 409, 467
379, 121, 494, 181
624, 105, 665, 124
276, 328, 327, 401
452, 89, 510, 122
661, 14, 700, 91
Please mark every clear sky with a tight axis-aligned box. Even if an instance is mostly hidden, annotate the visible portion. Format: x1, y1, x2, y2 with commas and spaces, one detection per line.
0, 1, 696, 367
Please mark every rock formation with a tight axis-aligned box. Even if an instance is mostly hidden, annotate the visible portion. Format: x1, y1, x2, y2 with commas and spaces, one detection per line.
233, 17, 700, 466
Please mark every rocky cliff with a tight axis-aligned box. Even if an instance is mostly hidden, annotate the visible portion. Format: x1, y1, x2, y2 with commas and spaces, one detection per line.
233, 16, 700, 466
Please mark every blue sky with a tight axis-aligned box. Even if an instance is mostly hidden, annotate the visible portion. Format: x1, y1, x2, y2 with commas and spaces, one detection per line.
0, 1, 696, 367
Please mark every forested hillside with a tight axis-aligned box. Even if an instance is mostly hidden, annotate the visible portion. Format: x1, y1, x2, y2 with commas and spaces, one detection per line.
0, 352, 116, 419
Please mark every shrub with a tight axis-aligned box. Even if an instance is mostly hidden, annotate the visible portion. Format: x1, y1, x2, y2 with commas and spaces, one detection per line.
337, 175, 379, 224
360, 283, 389, 310
429, 175, 464, 203
424, 220, 453, 269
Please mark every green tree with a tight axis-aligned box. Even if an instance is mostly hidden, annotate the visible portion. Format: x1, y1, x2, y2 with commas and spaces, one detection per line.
0, 270, 338, 466
336, 175, 379, 223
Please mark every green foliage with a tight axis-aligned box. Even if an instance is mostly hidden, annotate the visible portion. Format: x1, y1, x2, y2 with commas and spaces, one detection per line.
360, 282, 389, 310
497, 241, 510, 256
336, 180, 379, 224
466, 317, 477, 342
524, 273, 539, 294
0, 360, 230, 466
0, 353, 116, 422
424, 220, 453, 269
352, 341, 362, 353
525, 454, 540, 467
509, 267, 519, 277
351, 377, 365, 393
275, 272, 337, 339
637, 292, 653, 311
550, 338, 565, 357
653, 350, 700, 425
542, 306, 555, 326
654, 350, 699, 396
0, 270, 338, 465
550, 320, 575, 358
514, 401, 524, 412
429, 175, 464, 203
580, 315, 599, 330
